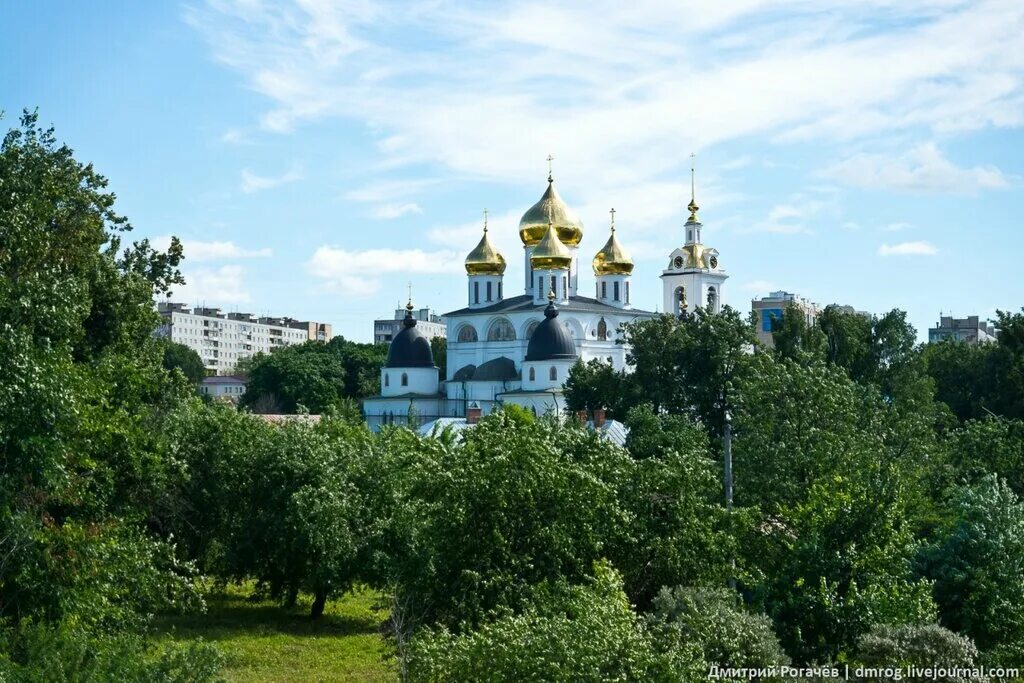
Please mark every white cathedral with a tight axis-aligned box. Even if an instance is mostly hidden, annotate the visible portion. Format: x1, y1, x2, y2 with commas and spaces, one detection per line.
362, 166, 728, 429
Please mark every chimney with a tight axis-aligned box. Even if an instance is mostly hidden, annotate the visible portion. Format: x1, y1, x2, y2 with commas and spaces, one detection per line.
467, 402, 482, 425
593, 407, 606, 429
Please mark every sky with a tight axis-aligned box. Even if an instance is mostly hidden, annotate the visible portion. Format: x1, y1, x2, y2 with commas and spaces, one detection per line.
2, 0, 1023, 342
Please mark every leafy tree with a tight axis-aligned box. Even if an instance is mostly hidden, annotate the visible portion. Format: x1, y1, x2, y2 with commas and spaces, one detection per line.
161, 402, 370, 618
733, 356, 937, 662
564, 358, 640, 420
375, 412, 633, 630
241, 336, 387, 413
770, 302, 826, 362
162, 340, 206, 383
0, 111, 208, 677
430, 335, 447, 380
918, 475, 1024, 665
647, 587, 789, 674
853, 624, 979, 683
614, 407, 734, 604
923, 309, 1024, 421
945, 417, 1024, 498
623, 307, 756, 434
406, 562, 703, 683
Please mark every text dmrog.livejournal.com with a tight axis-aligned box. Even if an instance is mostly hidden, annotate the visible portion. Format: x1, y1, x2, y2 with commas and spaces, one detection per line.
708, 664, 1019, 680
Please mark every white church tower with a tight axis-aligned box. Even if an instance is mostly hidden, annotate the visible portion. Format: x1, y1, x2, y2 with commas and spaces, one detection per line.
518, 157, 584, 300
661, 161, 728, 316
464, 210, 506, 309
592, 208, 634, 309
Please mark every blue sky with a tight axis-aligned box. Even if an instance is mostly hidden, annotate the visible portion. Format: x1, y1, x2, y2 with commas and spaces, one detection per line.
3, 0, 1023, 342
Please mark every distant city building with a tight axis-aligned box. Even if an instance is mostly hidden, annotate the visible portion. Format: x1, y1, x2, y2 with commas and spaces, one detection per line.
156, 302, 332, 374
200, 375, 246, 401
928, 315, 998, 344
374, 306, 447, 344
751, 291, 821, 348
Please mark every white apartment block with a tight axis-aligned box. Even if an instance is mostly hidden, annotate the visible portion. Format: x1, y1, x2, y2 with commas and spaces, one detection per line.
374, 306, 447, 345
156, 303, 331, 375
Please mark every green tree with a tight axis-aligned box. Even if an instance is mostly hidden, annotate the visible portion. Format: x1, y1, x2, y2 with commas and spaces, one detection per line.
241, 336, 387, 413
769, 302, 826, 362
430, 335, 447, 380
919, 475, 1024, 665
406, 562, 703, 683
564, 358, 640, 420
375, 412, 633, 630
623, 307, 756, 434
0, 111, 210, 677
853, 624, 979, 683
647, 587, 789, 675
733, 356, 936, 662
162, 340, 206, 383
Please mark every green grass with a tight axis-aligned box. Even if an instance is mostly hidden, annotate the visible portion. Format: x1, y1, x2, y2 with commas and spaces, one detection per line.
155, 584, 394, 682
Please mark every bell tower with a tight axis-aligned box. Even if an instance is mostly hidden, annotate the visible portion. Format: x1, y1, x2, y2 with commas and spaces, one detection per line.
661, 156, 728, 316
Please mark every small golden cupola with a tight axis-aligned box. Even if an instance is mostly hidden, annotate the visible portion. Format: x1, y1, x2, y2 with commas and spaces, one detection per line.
592, 208, 634, 276
518, 158, 584, 247
530, 220, 573, 270
464, 210, 506, 275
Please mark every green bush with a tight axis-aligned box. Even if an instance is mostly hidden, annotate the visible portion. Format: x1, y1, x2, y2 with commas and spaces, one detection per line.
406, 562, 702, 682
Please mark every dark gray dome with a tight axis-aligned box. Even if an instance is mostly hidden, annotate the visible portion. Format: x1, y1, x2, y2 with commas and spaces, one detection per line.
452, 364, 477, 381
386, 308, 435, 368
525, 301, 576, 361
472, 357, 518, 381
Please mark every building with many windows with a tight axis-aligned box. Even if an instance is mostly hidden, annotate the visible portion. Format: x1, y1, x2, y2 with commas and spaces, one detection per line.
928, 315, 998, 344
362, 162, 730, 429
373, 307, 447, 344
156, 302, 332, 374
751, 290, 822, 348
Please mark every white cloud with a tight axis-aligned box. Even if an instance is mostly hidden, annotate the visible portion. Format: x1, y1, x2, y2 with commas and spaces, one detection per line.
825, 142, 1011, 193
185, 0, 1024, 197
240, 166, 303, 193
878, 241, 938, 256
880, 221, 912, 232
220, 128, 252, 145
370, 203, 423, 219
307, 246, 463, 294
152, 235, 272, 261
173, 265, 251, 304
344, 178, 440, 203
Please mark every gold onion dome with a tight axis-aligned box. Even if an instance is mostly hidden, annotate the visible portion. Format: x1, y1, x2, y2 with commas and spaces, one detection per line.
518, 176, 584, 247
530, 220, 572, 270
465, 213, 506, 275
592, 209, 634, 275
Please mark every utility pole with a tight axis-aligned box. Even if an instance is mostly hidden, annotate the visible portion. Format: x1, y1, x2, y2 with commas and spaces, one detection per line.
723, 409, 736, 590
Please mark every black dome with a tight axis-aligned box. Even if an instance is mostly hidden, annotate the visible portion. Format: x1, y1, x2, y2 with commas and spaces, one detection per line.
473, 356, 518, 381
386, 309, 435, 368
525, 301, 577, 361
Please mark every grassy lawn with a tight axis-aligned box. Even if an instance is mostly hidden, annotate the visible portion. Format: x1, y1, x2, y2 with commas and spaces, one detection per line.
155, 584, 394, 682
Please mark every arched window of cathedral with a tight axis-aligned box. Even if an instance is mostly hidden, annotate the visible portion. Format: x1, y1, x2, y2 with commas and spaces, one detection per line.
601, 281, 607, 299
529, 367, 535, 381
486, 318, 516, 341
525, 320, 540, 340
401, 373, 408, 387
625, 282, 630, 304
549, 366, 557, 381
597, 318, 608, 341
457, 325, 478, 343
707, 286, 718, 311
384, 374, 390, 387
675, 286, 686, 313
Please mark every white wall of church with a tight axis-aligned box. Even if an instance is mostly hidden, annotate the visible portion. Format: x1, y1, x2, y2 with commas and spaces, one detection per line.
381, 367, 439, 396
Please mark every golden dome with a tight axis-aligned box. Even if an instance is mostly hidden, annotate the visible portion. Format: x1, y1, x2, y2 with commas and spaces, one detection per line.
519, 178, 584, 246
465, 218, 506, 275
592, 210, 634, 275
530, 221, 572, 270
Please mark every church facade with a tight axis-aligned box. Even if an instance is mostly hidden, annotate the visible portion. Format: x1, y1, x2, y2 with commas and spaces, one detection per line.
362, 167, 728, 429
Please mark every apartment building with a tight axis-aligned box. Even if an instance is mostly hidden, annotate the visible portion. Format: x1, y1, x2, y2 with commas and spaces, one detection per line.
157, 302, 332, 374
